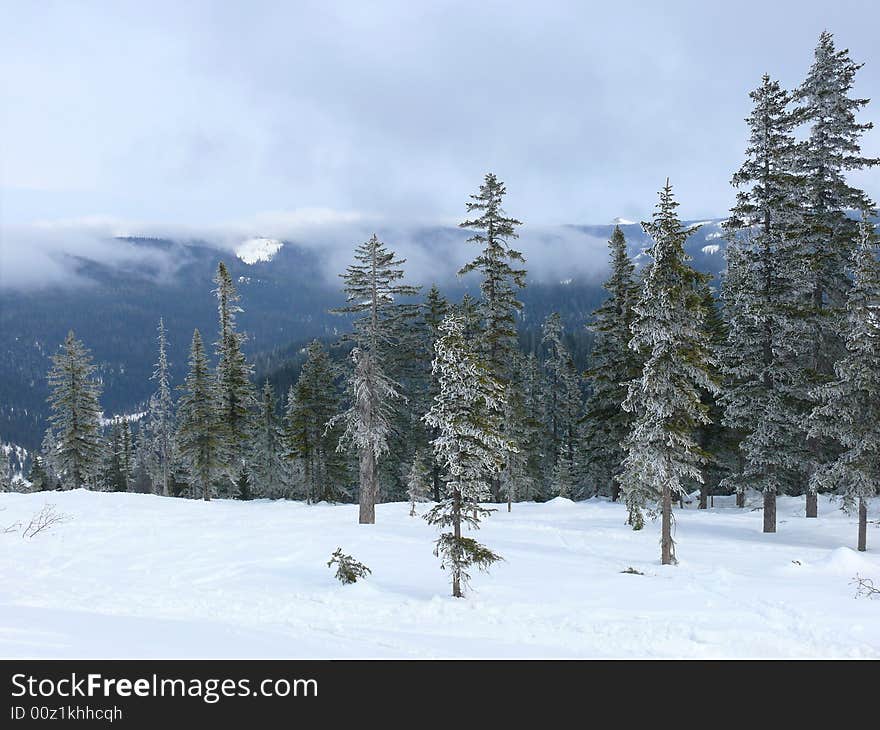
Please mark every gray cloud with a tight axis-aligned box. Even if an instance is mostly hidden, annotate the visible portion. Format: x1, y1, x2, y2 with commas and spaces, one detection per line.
1, 1, 878, 267
0, 213, 613, 290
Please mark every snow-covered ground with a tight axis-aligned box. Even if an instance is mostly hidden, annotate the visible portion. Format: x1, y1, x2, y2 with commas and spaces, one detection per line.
0, 490, 877, 658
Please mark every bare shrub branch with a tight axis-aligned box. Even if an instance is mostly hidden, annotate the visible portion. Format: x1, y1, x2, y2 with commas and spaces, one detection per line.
853, 574, 879, 599
20, 504, 68, 539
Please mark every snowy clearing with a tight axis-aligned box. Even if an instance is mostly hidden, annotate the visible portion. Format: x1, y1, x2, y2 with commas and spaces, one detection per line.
0, 490, 878, 658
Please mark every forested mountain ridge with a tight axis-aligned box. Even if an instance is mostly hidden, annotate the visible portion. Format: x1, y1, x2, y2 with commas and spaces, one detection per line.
1, 219, 729, 453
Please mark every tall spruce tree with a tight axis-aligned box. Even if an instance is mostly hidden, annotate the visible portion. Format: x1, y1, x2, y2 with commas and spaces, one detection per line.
719, 74, 810, 531
250, 381, 287, 498
583, 226, 641, 500
808, 217, 880, 551
331, 234, 418, 523
214, 262, 255, 495
794, 32, 879, 518
47, 331, 103, 490
148, 318, 174, 496
423, 314, 512, 597
618, 181, 718, 564
176, 329, 223, 501
458, 173, 525, 501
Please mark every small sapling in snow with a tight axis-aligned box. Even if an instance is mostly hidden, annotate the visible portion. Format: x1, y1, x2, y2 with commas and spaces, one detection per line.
328, 548, 371, 585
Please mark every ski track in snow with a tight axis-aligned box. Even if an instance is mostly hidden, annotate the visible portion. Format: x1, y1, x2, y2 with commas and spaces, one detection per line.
0, 491, 877, 658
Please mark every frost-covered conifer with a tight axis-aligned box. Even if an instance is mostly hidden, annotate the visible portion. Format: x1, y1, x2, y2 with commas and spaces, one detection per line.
214, 262, 255, 494
719, 74, 810, 531
423, 314, 513, 597
795, 32, 879, 517
618, 181, 718, 564
148, 318, 174, 496
176, 330, 223, 501
47, 331, 103, 490
583, 226, 641, 500
331, 235, 418, 522
458, 173, 525, 501
331, 348, 399, 523
808, 217, 880, 551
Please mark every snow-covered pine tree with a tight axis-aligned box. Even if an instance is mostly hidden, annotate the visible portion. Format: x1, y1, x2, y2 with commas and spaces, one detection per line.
458, 173, 525, 501
176, 329, 224, 501
423, 314, 513, 597
406, 450, 431, 516
148, 318, 174, 496
422, 284, 450, 501
285, 340, 349, 503
808, 216, 880, 551
213, 262, 256, 496
719, 74, 812, 531
540, 313, 583, 493
249, 380, 287, 498
331, 347, 399, 523
331, 234, 419, 523
47, 331, 103, 490
583, 226, 641, 500
618, 181, 718, 564
794, 32, 879, 518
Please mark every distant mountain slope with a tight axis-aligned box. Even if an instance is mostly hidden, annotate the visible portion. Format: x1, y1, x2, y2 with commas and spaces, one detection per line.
0, 220, 728, 450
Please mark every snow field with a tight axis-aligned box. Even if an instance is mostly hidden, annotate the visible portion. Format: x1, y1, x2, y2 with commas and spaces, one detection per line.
0, 490, 877, 658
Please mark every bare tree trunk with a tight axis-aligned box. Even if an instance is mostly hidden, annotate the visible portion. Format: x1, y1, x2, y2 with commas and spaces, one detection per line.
452, 489, 462, 598
611, 480, 620, 502
699, 482, 708, 510
806, 490, 818, 518
661, 485, 675, 565
858, 497, 867, 552
736, 489, 745, 508
203, 477, 210, 502
507, 492, 511, 512
358, 446, 376, 524
763, 489, 776, 533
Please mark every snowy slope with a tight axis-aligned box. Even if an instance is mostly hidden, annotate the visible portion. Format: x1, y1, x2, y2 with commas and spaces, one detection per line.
0, 490, 877, 658
236, 237, 283, 264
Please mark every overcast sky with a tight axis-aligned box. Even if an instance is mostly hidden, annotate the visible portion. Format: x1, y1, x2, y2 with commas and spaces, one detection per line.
2, 0, 879, 233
